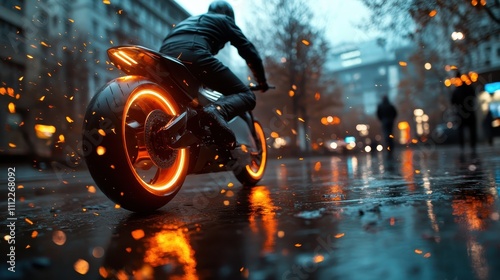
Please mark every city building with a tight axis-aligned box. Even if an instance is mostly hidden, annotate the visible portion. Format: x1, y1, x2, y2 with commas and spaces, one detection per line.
0, 0, 191, 158
325, 39, 418, 147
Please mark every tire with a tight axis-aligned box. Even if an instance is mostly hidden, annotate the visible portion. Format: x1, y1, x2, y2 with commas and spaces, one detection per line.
82, 76, 189, 212
234, 121, 268, 186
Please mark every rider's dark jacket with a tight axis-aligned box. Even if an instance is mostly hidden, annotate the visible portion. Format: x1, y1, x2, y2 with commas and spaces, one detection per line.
160, 12, 267, 86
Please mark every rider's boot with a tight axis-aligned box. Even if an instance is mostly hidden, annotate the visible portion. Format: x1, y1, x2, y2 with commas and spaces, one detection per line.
201, 104, 236, 150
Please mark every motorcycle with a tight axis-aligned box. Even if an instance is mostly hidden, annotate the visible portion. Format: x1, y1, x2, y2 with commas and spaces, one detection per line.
82, 45, 269, 213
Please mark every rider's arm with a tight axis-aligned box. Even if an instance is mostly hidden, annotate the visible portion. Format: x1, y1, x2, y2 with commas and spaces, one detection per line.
225, 19, 268, 88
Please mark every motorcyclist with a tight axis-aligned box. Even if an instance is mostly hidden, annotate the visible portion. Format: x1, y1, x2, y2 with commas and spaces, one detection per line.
160, 1, 269, 149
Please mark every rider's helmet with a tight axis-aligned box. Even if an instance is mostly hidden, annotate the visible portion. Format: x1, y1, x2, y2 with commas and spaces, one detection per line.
208, 1, 235, 21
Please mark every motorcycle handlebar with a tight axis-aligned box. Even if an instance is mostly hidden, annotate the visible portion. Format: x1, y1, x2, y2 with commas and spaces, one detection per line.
249, 85, 276, 91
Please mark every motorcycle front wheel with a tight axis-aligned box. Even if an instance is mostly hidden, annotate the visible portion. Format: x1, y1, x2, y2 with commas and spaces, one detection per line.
82, 76, 189, 212
234, 121, 267, 186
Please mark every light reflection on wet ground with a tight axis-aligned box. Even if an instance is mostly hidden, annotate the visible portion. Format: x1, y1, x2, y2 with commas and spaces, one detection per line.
1, 146, 500, 279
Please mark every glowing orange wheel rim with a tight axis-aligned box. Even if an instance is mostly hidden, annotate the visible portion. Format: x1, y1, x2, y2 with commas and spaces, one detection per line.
122, 85, 188, 196
245, 122, 267, 180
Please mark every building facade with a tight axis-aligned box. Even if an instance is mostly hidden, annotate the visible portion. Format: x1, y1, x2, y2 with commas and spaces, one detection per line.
0, 0, 190, 158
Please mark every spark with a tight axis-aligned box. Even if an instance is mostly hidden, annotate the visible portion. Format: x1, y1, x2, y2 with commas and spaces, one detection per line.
313, 255, 324, 263
74, 259, 89, 275
8, 143, 17, 148
131, 229, 145, 240
335, 233, 345, 238
93, 247, 105, 258
301, 39, 310, 46
8, 102, 15, 113
52, 230, 66, 245
399, 61, 408, 67
66, 116, 74, 123
68, 18, 75, 23
87, 185, 97, 193
96, 146, 106, 156
99, 267, 109, 278
26, 54, 33, 59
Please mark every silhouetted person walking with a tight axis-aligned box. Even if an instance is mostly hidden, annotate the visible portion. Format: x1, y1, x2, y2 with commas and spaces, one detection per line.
483, 109, 493, 146
451, 71, 477, 154
376, 95, 398, 153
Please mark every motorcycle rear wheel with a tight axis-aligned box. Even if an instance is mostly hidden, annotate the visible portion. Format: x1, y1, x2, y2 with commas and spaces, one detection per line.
82, 76, 189, 212
234, 121, 267, 186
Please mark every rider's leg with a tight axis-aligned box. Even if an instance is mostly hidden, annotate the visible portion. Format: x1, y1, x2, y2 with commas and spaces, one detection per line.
188, 56, 256, 148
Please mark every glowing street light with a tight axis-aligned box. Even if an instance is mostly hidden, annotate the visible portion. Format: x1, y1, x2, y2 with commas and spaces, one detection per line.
451, 31, 465, 41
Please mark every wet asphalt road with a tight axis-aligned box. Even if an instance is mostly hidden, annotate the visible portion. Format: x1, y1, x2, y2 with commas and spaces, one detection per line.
1, 145, 500, 280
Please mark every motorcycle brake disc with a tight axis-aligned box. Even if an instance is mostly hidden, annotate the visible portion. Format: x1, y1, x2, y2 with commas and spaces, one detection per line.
144, 110, 177, 169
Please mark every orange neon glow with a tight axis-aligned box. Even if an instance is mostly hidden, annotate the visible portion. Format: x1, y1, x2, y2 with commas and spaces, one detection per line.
245, 122, 267, 180
143, 229, 198, 279
400, 149, 416, 192
113, 50, 138, 66
452, 195, 494, 231
328, 165, 345, 201
249, 186, 277, 254
123, 86, 188, 195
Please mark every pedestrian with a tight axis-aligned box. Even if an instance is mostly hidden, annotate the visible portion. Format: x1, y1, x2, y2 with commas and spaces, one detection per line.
159, 1, 269, 148
482, 108, 493, 146
376, 95, 398, 153
450, 71, 477, 154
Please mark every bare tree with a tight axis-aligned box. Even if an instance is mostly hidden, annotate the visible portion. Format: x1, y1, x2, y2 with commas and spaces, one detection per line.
359, 0, 500, 68
247, 0, 337, 154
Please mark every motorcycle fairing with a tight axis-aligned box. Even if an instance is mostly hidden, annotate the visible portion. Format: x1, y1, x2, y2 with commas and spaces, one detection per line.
107, 46, 200, 105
